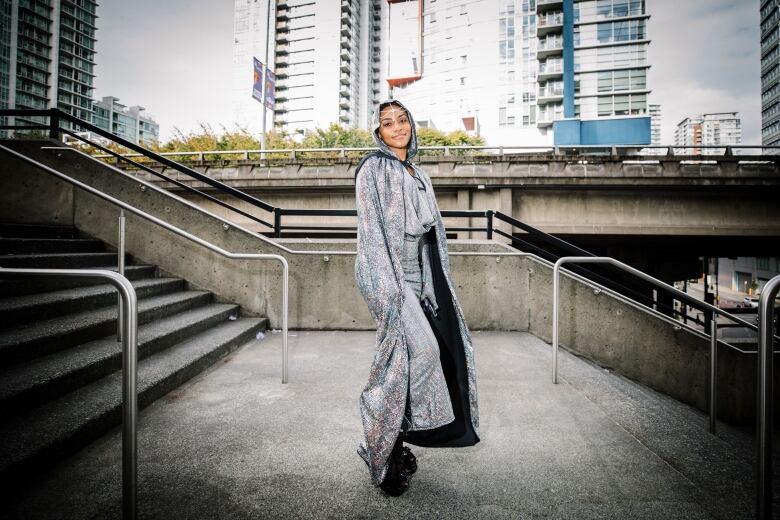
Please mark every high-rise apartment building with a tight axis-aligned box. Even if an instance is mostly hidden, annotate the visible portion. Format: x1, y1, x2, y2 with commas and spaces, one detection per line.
649, 103, 660, 145
231, 0, 652, 146
92, 96, 159, 145
674, 112, 742, 154
231, 0, 380, 136
761, 0, 780, 146
537, 0, 651, 146
0, 0, 98, 132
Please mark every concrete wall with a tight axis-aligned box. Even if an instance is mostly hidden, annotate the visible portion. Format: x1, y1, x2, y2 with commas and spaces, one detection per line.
1, 140, 774, 425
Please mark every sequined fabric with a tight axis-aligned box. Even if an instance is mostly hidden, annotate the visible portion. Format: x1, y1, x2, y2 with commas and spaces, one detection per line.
354, 99, 480, 486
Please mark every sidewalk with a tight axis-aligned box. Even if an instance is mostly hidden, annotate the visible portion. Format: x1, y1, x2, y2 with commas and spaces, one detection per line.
1, 330, 767, 519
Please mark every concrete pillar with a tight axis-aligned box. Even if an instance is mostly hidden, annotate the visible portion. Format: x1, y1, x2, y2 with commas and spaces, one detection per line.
495, 187, 513, 245
457, 189, 470, 240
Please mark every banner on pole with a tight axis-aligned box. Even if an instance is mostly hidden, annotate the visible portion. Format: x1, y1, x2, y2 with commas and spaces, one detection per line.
264, 68, 276, 109
252, 58, 264, 102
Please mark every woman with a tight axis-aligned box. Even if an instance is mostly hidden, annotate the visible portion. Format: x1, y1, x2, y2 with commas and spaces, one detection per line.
354, 100, 480, 496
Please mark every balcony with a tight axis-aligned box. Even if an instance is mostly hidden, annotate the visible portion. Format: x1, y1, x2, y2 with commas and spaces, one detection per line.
340, 87, 351, 98
276, 8, 289, 20
340, 36, 352, 49
276, 43, 289, 55
537, 37, 563, 58
538, 61, 563, 81
276, 21, 289, 32
339, 99, 350, 109
341, 1, 351, 15
275, 54, 289, 66
536, 0, 563, 13
538, 85, 564, 103
340, 72, 351, 85
537, 12, 563, 37
276, 31, 289, 43
274, 102, 288, 113
536, 109, 562, 127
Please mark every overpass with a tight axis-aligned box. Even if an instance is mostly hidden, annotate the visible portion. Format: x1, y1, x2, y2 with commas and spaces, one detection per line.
120, 148, 780, 241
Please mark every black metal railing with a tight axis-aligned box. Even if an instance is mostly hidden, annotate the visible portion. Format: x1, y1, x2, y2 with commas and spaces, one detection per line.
1, 108, 276, 230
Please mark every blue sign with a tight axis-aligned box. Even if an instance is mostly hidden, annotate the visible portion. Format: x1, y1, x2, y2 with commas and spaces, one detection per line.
252, 58, 264, 102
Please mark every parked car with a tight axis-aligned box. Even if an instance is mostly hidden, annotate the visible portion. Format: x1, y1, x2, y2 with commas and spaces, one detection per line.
743, 296, 760, 308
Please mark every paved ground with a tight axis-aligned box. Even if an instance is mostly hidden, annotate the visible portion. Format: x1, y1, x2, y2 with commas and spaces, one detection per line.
1, 330, 771, 519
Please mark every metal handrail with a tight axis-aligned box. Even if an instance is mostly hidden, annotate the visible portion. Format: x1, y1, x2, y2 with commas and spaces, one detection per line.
0, 142, 290, 385
0, 267, 138, 520
756, 275, 780, 520
552, 257, 776, 436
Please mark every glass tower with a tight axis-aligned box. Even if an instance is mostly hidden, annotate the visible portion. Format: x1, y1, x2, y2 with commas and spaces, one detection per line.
761, 0, 780, 147
0, 0, 98, 133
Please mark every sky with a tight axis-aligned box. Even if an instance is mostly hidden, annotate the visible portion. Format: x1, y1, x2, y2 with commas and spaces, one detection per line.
94, 0, 762, 144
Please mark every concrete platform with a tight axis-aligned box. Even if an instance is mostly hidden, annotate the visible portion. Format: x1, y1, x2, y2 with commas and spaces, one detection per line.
0, 330, 770, 519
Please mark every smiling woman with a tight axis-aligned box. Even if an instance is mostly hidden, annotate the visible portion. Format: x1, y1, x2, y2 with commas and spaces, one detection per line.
353, 99, 480, 497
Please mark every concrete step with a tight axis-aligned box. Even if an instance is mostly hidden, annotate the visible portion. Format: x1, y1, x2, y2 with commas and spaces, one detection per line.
0, 264, 158, 297
0, 238, 105, 255
0, 317, 266, 482
0, 290, 212, 366
0, 223, 79, 239
0, 303, 252, 417
0, 252, 124, 269
0, 277, 185, 327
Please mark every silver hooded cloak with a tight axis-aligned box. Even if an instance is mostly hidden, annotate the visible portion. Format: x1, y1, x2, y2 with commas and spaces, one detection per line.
354, 99, 480, 486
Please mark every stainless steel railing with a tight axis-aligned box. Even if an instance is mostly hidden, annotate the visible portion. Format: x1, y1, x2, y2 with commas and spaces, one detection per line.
0, 143, 290, 384
552, 256, 768, 436
0, 267, 138, 519
756, 275, 780, 520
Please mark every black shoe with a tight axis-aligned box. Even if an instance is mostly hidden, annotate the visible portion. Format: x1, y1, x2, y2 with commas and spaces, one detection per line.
379, 437, 409, 497
400, 446, 417, 478
379, 458, 409, 496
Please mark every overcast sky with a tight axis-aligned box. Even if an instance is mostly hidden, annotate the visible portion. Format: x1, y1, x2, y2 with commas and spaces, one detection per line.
94, 0, 762, 144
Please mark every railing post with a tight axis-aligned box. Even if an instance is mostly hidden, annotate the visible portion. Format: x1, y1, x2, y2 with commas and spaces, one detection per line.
757, 275, 780, 520
486, 210, 494, 240
274, 208, 282, 238
709, 313, 717, 434
117, 209, 126, 343
49, 110, 60, 140
444, 146, 451, 156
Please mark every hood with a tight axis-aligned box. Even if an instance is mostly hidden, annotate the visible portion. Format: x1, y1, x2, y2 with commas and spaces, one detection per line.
371, 99, 418, 162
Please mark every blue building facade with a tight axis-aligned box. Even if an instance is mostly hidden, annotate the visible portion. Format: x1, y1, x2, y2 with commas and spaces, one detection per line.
537, 0, 651, 146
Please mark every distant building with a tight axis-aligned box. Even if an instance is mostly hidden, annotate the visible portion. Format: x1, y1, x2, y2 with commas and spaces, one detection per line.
718, 257, 780, 296
92, 96, 159, 145
649, 104, 661, 145
674, 112, 742, 154
231, 0, 380, 136
0, 0, 99, 133
761, 0, 780, 146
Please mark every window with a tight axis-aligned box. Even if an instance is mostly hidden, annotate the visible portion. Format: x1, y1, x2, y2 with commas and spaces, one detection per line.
758, 257, 770, 270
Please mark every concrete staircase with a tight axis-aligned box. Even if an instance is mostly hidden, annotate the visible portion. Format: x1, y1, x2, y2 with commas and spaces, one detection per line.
0, 223, 268, 483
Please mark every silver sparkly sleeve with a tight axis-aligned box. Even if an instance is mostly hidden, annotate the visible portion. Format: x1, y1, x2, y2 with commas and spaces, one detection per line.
419, 240, 439, 313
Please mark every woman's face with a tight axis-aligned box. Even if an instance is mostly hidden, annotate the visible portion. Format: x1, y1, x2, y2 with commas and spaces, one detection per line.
377, 105, 411, 153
